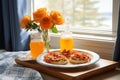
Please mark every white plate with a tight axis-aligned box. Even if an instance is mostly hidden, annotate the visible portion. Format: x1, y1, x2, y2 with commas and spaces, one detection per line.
36, 49, 100, 68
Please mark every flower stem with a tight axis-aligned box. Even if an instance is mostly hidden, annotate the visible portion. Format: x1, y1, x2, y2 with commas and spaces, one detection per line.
42, 29, 50, 52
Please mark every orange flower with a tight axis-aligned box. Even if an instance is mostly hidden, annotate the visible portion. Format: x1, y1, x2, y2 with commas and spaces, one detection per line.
40, 15, 53, 29
50, 11, 64, 25
20, 15, 31, 28
33, 8, 47, 22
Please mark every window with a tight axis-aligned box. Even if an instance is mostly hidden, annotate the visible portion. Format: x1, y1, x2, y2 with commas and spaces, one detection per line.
27, 0, 119, 41
27, 0, 118, 59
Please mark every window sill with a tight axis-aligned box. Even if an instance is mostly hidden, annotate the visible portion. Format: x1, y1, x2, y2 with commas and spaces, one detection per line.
50, 33, 116, 43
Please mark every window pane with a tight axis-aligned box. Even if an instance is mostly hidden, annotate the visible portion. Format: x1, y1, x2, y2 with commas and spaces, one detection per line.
34, 0, 113, 33
73, 0, 112, 31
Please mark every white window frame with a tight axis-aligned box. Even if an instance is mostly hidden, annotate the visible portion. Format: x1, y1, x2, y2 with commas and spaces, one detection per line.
26, 0, 34, 18
113, 0, 119, 33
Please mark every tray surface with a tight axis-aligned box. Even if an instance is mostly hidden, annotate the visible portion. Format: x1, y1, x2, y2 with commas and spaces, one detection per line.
15, 58, 118, 80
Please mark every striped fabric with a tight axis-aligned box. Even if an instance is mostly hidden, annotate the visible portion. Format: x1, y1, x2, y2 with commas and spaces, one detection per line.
0, 50, 43, 80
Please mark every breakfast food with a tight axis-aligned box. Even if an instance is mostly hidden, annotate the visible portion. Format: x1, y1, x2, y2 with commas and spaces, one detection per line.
61, 50, 73, 58
43, 50, 91, 65
43, 51, 68, 65
69, 51, 91, 64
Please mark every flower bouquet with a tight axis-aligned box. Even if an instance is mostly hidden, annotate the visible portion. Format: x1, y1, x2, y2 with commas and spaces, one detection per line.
20, 8, 64, 52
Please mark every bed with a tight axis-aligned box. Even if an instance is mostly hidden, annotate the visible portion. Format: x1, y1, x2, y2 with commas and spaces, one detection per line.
0, 50, 43, 80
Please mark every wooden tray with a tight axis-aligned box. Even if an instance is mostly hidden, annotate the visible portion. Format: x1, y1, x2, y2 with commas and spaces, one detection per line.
15, 58, 118, 80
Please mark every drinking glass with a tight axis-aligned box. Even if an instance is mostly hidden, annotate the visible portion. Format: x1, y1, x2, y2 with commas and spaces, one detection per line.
30, 32, 44, 59
60, 31, 74, 52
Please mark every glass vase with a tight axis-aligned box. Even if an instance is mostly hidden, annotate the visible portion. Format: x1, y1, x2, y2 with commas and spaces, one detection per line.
42, 29, 50, 52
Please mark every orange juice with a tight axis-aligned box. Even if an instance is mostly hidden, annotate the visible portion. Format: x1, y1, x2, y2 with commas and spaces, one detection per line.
60, 31, 74, 52
60, 37, 74, 51
30, 40, 44, 59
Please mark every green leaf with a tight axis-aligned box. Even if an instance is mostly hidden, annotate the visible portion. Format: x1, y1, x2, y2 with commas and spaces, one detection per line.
37, 28, 42, 33
50, 25, 58, 33
32, 23, 39, 29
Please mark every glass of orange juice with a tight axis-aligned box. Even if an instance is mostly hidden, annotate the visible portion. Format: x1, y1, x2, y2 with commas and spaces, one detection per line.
60, 31, 74, 52
30, 32, 44, 59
